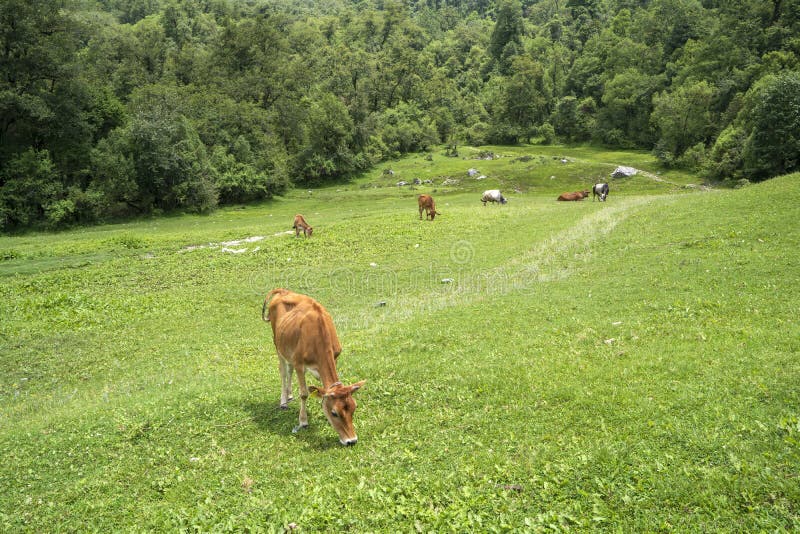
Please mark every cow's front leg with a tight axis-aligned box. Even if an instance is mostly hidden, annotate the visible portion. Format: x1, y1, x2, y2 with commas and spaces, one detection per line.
293, 366, 310, 433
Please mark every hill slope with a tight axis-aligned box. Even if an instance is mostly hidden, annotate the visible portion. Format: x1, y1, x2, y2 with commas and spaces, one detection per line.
0, 170, 798, 530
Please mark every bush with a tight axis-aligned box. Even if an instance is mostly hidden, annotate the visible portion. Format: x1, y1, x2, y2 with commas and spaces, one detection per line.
0, 149, 64, 230
705, 125, 747, 181
212, 147, 273, 204
379, 103, 440, 155
676, 142, 708, 171
741, 71, 800, 180
537, 122, 556, 145
466, 122, 490, 146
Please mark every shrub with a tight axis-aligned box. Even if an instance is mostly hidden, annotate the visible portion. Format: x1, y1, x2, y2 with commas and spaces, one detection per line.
676, 142, 708, 171
538, 122, 556, 145
0, 149, 64, 230
741, 71, 800, 180
705, 125, 747, 181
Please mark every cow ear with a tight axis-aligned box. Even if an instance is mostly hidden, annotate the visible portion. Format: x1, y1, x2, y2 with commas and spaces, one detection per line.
309, 385, 323, 398
349, 380, 366, 393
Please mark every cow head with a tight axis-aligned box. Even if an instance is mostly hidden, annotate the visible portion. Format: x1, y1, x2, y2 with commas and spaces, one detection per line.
310, 380, 366, 445
306, 226, 314, 237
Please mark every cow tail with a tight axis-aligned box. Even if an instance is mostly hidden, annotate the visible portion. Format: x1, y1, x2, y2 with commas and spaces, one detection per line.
262, 288, 284, 322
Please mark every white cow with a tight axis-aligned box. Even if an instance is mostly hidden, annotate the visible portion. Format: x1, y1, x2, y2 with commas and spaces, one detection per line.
481, 189, 507, 206
592, 183, 609, 202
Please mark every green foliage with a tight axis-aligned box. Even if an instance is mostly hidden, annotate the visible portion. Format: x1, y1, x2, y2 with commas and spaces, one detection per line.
377, 102, 439, 158
537, 121, 556, 144
0, 149, 63, 229
488, 0, 524, 70
212, 142, 288, 204
652, 81, 715, 165
599, 68, 664, 147
3, 0, 800, 231
125, 87, 217, 212
741, 71, 800, 180
297, 93, 359, 182
706, 125, 748, 182
89, 131, 139, 216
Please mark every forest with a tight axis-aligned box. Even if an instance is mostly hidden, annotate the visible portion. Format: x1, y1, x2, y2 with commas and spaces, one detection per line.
1, 0, 799, 230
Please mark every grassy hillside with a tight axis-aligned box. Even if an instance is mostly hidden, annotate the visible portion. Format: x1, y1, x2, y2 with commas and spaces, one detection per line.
1, 147, 798, 531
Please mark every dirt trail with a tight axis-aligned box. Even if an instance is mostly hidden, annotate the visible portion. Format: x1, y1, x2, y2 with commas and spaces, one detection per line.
338, 195, 659, 331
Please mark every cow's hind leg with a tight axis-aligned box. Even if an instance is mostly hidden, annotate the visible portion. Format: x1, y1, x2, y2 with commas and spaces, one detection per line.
292, 366, 310, 433
278, 356, 294, 409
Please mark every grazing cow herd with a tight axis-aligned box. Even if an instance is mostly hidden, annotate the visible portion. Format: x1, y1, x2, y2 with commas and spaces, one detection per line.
557, 182, 609, 202
268, 172, 613, 444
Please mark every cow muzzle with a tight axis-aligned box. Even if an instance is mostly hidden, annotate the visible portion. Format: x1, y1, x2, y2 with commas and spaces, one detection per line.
341, 436, 358, 446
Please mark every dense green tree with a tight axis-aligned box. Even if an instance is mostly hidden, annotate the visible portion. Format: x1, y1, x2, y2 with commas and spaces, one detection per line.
651, 80, 715, 164
600, 68, 664, 146
488, 0, 524, 73
706, 124, 747, 181
494, 55, 549, 143
124, 86, 217, 212
88, 129, 138, 217
378, 101, 439, 156
0, 0, 83, 160
740, 71, 800, 180
297, 92, 358, 181
0, 149, 62, 229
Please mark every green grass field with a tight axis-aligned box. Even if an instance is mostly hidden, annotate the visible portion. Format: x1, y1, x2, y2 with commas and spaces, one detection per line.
1, 145, 799, 531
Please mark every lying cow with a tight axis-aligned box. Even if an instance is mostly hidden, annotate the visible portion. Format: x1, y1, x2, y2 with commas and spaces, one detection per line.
557, 190, 590, 201
593, 183, 609, 202
262, 288, 365, 445
481, 189, 507, 205
292, 214, 313, 237
418, 194, 439, 220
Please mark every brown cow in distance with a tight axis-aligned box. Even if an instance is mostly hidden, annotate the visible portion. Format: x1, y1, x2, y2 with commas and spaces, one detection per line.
418, 194, 439, 220
262, 288, 365, 445
292, 214, 313, 237
557, 190, 590, 201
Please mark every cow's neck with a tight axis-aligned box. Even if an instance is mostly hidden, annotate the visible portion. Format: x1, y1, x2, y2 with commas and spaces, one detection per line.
315, 357, 340, 388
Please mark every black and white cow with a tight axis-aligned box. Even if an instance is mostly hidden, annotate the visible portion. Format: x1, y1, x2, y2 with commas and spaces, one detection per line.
481, 189, 507, 206
592, 183, 609, 202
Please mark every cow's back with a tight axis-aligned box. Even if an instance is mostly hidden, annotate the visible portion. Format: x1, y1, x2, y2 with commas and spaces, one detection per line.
267, 289, 340, 362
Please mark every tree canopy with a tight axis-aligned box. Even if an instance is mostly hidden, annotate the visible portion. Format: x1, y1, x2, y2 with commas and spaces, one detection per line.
2, 0, 799, 229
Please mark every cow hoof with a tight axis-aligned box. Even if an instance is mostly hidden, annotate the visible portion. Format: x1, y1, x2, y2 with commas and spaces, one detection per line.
292, 424, 309, 434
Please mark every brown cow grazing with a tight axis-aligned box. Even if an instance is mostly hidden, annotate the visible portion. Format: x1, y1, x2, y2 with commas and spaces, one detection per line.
418, 194, 439, 220
292, 214, 313, 237
557, 190, 590, 201
262, 288, 365, 445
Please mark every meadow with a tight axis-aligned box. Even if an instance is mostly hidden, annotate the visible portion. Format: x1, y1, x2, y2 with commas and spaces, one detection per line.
1, 145, 798, 531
